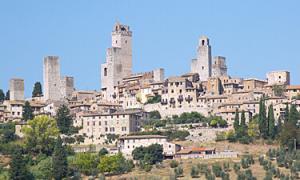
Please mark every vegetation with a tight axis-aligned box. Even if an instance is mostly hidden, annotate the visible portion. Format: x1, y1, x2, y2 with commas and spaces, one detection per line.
32, 82, 43, 97
5, 90, 10, 100
0, 89, 4, 102
69, 152, 99, 176
9, 148, 33, 179
22, 101, 34, 121
98, 153, 133, 175
174, 166, 184, 178
146, 95, 161, 104
132, 144, 164, 166
52, 136, 68, 180
56, 105, 74, 135
22, 115, 60, 155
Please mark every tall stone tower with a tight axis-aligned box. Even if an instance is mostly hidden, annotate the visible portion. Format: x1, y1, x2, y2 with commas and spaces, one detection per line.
191, 36, 212, 81
60, 76, 74, 100
101, 22, 132, 100
212, 56, 227, 77
43, 56, 61, 101
9, 78, 24, 101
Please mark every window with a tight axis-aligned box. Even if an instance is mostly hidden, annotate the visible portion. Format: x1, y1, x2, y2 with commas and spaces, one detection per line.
104, 68, 107, 76
99, 121, 101, 126
105, 121, 107, 125
202, 66, 204, 70
202, 40, 205, 46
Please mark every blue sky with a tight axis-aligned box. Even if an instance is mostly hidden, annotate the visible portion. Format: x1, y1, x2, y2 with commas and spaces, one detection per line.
1, 0, 300, 97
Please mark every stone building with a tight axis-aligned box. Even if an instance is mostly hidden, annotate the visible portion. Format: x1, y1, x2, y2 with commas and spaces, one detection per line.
9, 78, 24, 101
79, 110, 147, 142
118, 135, 181, 158
212, 56, 227, 77
43, 56, 74, 101
101, 22, 133, 101
191, 36, 212, 81
266, 71, 290, 86
60, 76, 74, 100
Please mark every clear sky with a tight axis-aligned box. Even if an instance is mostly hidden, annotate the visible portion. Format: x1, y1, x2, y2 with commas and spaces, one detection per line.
1, 0, 300, 97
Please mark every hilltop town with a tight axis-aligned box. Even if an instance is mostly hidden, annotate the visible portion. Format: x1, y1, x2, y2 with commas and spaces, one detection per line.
0, 23, 299, 179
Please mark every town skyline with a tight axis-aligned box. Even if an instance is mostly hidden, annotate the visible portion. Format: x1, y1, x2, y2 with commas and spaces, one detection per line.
1, 1, 300, 97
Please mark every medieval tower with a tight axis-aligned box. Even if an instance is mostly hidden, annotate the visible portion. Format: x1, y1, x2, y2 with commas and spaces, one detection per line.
43, 56, 61, 101
191, 36, 212, 81
9, 78, 24, 101
43, 56, 74, 101
101, 22, 132, 100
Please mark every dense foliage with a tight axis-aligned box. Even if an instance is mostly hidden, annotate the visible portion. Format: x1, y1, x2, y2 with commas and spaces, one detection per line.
132, 144, 164, 165
22, 101, 34, 121
32, 82, 43, 97
22, 115, 60, 155
146, 95, 161, 104
56, 105, 73, 135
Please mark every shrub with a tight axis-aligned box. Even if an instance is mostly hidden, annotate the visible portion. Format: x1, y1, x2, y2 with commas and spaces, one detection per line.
197, 163, 209, 174
190, 166, 199, 178
233, 163, 240, 173
212, 163, 222, 177
170, 160, 179, 168
174, 166, 183, 178
223, 162, 230, 172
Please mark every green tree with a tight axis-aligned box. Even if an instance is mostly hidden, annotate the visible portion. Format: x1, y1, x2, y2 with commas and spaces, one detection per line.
5, 90, 9, 100
240, 110, 247, 134
32, 82, 43, 97
9, 149, 33, 180
259, 98, 267, 138
149, 111, 161, 119
284, 104, 289, 123
52, 136, 68, 180
289, 104, 299, 126
0, 122, 16, 143
132, 144, 163, 165
99, 148, 109, 156
22, 101, 34, 121
30, 157, 53, 180
56, 105, 73, 135
98, 153, 133, 175
22, 115, 59, 155
267, 104, 276, 139
248, 118, 260, 139
70, 153, 99, 176
234, 109, 240, 132
0, 89, 4, 102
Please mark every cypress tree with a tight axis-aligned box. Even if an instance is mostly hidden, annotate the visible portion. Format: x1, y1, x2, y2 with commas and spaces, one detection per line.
56, 105, 73, 134
276, 117, 282, 137
22, 101, 34, 121
258, 98, 267, 138
234, 108, 240, 132
5, 90, 10, 100
10, 148, 33, 179
289, 104, 299, 126
0, 89, 4, 102
240, 110, 248, 137
284, 104, 289, 123
32, 82, 43, 97
267, 104, 275, 139
52, 136, 68, 180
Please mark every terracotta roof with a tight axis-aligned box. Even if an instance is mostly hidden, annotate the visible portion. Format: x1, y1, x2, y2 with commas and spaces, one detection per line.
286, 85, 300, 90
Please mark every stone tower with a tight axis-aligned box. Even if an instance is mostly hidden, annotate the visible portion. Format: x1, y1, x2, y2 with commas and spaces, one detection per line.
60, 76, 74, 100
191, 36, 212, 81
101, 22, 132, 100
9, 78, 24, 101
43, 56, 61, 101
212, 56, 227, 77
